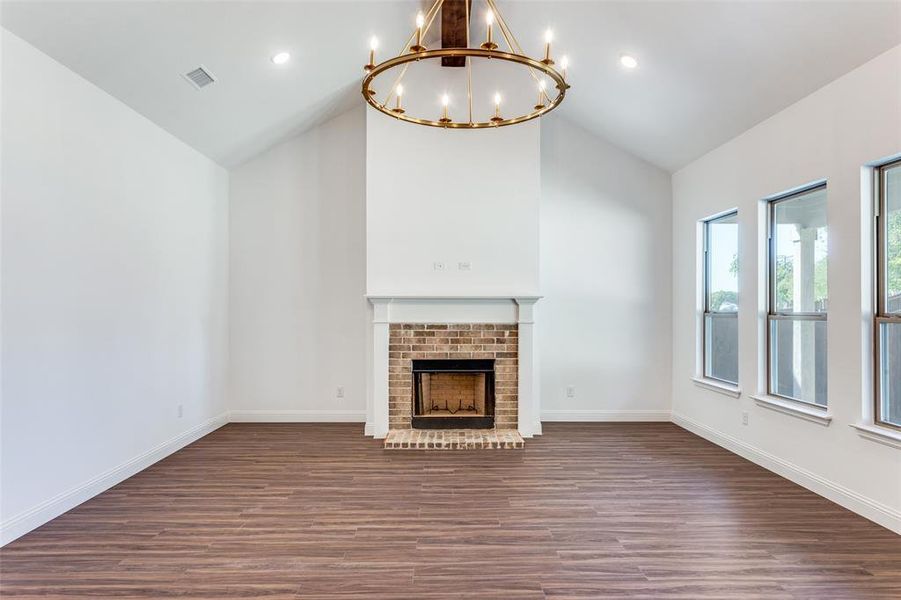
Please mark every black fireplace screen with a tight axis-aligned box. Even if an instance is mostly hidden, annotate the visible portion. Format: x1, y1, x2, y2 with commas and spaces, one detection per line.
411, 359, 495, 429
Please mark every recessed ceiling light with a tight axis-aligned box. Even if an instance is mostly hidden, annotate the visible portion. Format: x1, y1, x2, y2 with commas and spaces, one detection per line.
271, 52, 291, 65
620, 54, 638, 69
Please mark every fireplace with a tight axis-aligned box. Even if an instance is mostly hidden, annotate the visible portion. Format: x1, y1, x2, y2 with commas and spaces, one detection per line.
412, 359, 495, 429
384, 322, 521, 434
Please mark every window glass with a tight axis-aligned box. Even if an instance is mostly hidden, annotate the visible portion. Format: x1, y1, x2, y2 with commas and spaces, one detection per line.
877, 162, 901, 428
884, 165, 901, 312
705, 314, 738, 384
768, 185, 827, 407
770, 318, 828, 406
878, 322, 901, 427
703, 211, 738, 385
772, 188, 828, 313
707, 213, 739, 312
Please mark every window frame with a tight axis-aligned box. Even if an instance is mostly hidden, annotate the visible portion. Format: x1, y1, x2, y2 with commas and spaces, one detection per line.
766, 183, 828, 408
874, 159, 901, 431
702, 210, 739, 386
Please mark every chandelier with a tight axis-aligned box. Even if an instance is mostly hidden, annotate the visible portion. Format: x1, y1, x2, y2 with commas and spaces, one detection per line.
362, 0, 570, 129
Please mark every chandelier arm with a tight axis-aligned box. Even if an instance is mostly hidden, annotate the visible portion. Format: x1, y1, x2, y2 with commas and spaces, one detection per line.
485, 0, 517, 54
381, 0, 444, 107
385, 0, 445, 106
397, 0, 444, 55
380, 62, 411, 109
466, 0, 473, 124
486, 0, 548, 91
419, 0, 445, 47
466, 59, 474, 124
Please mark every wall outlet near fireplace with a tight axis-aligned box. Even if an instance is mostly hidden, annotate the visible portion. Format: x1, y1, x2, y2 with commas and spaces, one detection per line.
336, 386, 345, 399
566, 385, 575, 398
742, 411, 749, 426
177, 404, 183, 418
432, 262, 446, 271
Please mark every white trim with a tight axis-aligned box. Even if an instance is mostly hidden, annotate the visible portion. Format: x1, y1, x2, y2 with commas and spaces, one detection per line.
692, 376, 741, 398
541, 410, 671, 422
365, 294, 542, 301
672, 412, 900, 535
0, 411, 229, 547
850, 423, 901, 449
228, 410, 366, 423
751, 394, 833, 426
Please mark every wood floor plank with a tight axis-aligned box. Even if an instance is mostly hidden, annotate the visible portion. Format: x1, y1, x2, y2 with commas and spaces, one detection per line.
1, 422, 899, 599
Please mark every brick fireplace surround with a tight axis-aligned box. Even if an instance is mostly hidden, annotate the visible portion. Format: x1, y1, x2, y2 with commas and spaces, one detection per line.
388, 323, 519, 430
366, 296, 541, 446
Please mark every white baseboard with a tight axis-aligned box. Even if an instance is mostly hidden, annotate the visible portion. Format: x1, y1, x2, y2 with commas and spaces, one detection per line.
228, 410, 366, 423
671, 412, 901, 535
0, 411, 229, 547
541, 409, 671, 422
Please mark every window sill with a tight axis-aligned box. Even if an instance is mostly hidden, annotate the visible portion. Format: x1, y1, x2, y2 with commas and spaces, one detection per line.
692, 377, 741, 398
850, 424, 901, 450
751, 394, 833, 426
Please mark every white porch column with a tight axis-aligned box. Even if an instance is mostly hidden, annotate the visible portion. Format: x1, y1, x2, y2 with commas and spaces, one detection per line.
369, 298, 391, 438
515, 297, 541, 437
793, 226, 817, 403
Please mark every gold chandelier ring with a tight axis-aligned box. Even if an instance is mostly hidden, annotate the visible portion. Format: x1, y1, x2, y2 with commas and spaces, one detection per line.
362, 47, 569, 129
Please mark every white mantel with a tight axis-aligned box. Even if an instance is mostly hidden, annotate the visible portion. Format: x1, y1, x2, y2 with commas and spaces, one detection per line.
365, 295, 541, 439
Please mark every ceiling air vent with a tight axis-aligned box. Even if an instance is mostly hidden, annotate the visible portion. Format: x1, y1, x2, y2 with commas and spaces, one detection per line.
183, 65, 216, 90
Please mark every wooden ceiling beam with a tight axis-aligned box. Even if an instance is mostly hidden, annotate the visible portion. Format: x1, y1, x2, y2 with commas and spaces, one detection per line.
441, 0, 472, 67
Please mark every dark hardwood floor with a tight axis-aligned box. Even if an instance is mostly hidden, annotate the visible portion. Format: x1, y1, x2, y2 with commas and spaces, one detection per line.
2, 423, 899, 599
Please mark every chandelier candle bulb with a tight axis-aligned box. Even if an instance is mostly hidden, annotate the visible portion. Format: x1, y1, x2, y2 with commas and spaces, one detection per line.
439, 93, 451, 124
542, 29, 554, 65
481, 11, 497, 51
365, 36, 378, 71
535, 80, 547, 110
491, 92, 503, 124
411, 11, 426, 52
393, 84, 405, 114
561, 55, 569, 79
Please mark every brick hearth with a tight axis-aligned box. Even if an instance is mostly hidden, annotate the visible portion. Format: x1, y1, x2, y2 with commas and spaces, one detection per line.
384, 428, 524, 450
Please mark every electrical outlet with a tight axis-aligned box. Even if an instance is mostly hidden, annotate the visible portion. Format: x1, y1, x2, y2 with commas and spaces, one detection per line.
566, 385, 575, 398
177, 404, 184, 418
336, 386, 345, 399
433, 262, 446, 271
742, 411, 749, 426
458, 261, 472, 271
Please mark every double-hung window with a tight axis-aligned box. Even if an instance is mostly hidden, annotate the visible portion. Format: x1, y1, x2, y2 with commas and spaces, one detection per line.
875, 160, 901, 429
767, 184, 828, 407
703, 211, 739, 385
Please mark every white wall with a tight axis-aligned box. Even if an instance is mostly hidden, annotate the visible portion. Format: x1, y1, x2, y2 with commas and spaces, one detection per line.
366, 112, 540, 296
0, 30, 230, 545
539, 115, 673, 421
228, 106, 368, 422
234, 107, 673, 425
672, 45, 901, 533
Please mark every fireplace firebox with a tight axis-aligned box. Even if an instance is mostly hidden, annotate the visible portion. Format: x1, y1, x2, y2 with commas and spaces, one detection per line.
412, 359, 495, 429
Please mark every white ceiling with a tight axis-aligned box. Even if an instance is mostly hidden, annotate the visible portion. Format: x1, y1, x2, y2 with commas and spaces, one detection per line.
3, 1, 900, 171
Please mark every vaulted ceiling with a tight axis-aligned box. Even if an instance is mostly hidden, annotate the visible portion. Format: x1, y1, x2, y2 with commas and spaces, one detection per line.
3, 1, 899, 171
